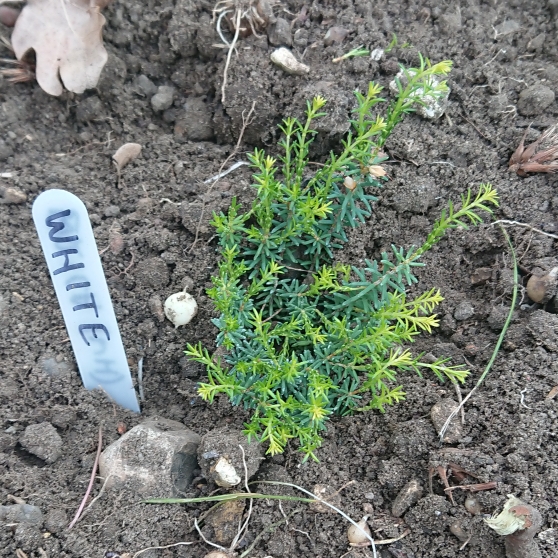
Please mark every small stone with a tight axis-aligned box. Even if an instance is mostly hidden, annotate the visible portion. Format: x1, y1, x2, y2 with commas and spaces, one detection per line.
370, 48, 384, 61
174, 97, 214, 141
391, 479, 423, 517
293, 28, 308, 48
470, 267, 492, 285
527, 33, 546, 53
0, 504, 43, 526
149, 295, 165, 322
109, 230, 125, 255
44, 508, 68, 533
202, 499, 246, 545
135, 257, 170, 288
151, 86, 175, 112
198, 428, 263, 488
267, 17, 292, 46
270, 48, 310, 75
454, 301, 474, 321
323, 26, 349, 46
76, 96, 104, 123
20, 423, 62, 464
538, 528, 557, 544
431, 399, 463, 443
104, 205, 121, 217
99, 417, 201, 498
135, 74, 157, 97
2, 187, 27, 203
517, 85, 555, 116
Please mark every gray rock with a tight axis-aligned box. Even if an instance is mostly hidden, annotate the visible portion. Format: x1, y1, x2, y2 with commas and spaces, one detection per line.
19, 423, 62, 464
323, 26, 349, 46
550, 0, 558, 18
135, 257, 170, 288
527, 33, 546, 53
431, 399, 462, 443
99, 417, 201, 498
391, 479, 423, 517
517, 85, 555, 116
267, 17, 292, 46
76, 96, 104, 123
454, 301, 474, 321
151, 86, 176, 112
174, 97, 214, 141
0, 504, 43, 526
198, 428, 263, 488
135, 74, 158, 97
104, 205, 121, 217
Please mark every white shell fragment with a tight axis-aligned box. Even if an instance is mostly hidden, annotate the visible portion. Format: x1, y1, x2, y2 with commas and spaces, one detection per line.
270, 48, 310, 75
212, 457, 241, 488
113, 143, 142, 171
164, 291, 198, 328
389, 69, 450, 120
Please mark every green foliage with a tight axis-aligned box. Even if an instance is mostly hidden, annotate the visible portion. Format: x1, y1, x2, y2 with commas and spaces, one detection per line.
186, 56, 499, 461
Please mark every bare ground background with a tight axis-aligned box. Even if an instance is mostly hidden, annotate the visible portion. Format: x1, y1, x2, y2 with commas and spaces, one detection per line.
1, 0, 558, 557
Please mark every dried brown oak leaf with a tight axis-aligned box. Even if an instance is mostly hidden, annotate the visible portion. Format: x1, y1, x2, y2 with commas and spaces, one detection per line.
10, 0, 108, 96
509, 125, 558, 176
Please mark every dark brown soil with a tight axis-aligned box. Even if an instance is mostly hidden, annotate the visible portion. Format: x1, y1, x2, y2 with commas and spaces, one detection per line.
1, 1, 558, 557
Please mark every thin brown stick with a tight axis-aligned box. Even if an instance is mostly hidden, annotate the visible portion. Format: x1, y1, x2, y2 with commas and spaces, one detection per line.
188, 100, 256, 253
68, 426, 103, 529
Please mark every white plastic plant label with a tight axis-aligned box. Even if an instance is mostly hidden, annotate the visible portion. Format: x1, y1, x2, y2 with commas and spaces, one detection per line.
32, 189, 140, 412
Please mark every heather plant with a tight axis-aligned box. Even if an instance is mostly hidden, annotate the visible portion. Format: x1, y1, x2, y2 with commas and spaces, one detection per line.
186, 55, 499, 460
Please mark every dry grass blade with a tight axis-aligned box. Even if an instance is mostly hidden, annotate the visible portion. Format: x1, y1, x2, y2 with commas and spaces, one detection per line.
509, 125, 558, 176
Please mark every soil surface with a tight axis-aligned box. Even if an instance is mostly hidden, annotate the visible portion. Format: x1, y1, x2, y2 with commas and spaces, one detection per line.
1, 1, 558, 557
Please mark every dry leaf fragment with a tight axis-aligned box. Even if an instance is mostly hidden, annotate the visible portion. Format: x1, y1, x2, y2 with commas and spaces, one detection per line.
546, 386, 558, 400
509, 125, 558, 176
10, 0, 108, 96
368, 165, 387, 178
112, 143, 142, 171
